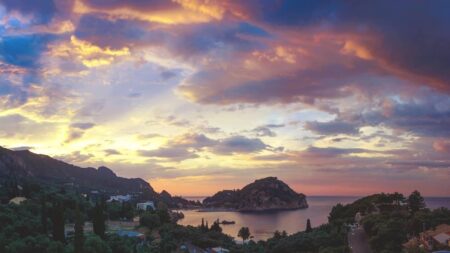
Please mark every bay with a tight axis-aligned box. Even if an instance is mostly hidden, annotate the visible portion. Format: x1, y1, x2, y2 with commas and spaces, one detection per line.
177, 196, 450, 241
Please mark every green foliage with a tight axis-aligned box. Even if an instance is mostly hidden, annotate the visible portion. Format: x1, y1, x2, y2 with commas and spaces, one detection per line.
238, 227, 250, 242
50, 199, 65, 242
210, 221, 223, 233
360, 190, 450, 253
83, 235, 112, 253
156, 202, 171, 224
1, 181, 447, 253
407, 190, 425, 213
92, 201, 106, 239
306, 218, 312, 233
74, 204, 84, 253
106, 235, 134, 253
139, 211, 161, 230
265, 223, 349, 253
106, 202, 135, 221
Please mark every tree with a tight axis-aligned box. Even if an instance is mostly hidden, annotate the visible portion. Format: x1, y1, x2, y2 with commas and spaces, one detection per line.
40, 196, 48, 234
391, 192, 405, 206
93, 201, 106, 239
83, 235, 112, 253
139, 212, 161, 230
210, 221, 222, 233
156, 202, 171, 224
51, 199, 65, 242
408, 190, 425, 213
238, 227, 250, 243
305, 218, 312, 233
74, 203, 84, 253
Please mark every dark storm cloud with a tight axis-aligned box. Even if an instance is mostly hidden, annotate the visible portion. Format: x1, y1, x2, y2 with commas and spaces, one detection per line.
244, 0, 450, 89
176, 1, 450, 105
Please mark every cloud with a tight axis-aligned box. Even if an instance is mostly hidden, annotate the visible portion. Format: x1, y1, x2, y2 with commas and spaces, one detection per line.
361, 93, 450, 138
0, 114, 60, 141
65, 122, 96, 143
212, 135, 267, 155
75, 0, 227, 25
10, 146, 33, 151
104, 149, 121, 156
0, 0, 57, 24
138, 147, 198, 162
49, 35, 130, 68
70, 122, 95, 130
73, 14, 153, 49
169, 133, 216, 150
252, 126, 277, 137
55, 151, 94, 164
305, 120, 360, 135
433, 139, 450, 154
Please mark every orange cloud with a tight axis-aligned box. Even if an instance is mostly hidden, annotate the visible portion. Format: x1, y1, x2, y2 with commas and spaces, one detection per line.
73, 0, 224, 25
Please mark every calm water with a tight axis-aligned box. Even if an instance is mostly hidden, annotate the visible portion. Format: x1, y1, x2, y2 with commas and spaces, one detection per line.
178, 196, 450, 241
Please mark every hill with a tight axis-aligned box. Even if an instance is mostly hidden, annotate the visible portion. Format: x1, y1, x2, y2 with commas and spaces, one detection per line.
0, 146, 154, 194
0, 146, 201, 208
203, 177, 308, 211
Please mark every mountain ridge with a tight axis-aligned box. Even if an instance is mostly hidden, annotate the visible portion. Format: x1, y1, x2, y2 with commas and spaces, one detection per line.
0, 146, 154, 195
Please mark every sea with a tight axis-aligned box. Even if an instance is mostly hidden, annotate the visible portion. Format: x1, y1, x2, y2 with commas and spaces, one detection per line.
177, 196, 450, 241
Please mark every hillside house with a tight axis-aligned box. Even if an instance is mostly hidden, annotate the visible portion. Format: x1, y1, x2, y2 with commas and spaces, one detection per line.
137, 201, 155, 211
108, 194, 132, 202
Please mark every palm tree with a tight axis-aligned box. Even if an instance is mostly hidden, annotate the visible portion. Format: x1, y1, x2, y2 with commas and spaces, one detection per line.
238, 227, 250, 244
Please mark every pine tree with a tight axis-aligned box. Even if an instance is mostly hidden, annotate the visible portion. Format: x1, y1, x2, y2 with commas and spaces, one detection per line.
74, 203, 84, 253
305, 218, 312, 233
407, 190, 425, 213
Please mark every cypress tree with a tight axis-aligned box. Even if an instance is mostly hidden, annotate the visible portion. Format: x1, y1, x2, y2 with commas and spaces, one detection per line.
74, 203, 84, 253
40, 196, 48, 234
305, 218, 312, 233
51, 199, 65, 242
93, 201, 106, 239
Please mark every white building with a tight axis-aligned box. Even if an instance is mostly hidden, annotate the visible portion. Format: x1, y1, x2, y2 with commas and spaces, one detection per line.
211, 247, 230, 253
136, 201, 155, 211
108, 195, 132, 203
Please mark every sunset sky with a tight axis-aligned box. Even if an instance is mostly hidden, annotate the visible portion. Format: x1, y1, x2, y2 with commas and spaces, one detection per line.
0, 0, 449, 197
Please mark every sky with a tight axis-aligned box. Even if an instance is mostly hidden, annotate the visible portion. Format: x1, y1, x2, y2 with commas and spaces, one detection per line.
0, 0, 449, 197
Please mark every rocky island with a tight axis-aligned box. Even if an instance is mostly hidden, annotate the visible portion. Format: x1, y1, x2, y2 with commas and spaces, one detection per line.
203, 177, 308, 211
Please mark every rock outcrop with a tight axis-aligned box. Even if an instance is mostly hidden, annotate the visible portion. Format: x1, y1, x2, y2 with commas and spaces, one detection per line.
203, 177, 308, 211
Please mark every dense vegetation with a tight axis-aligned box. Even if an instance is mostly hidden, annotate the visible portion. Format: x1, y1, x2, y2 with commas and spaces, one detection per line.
0, 179, 448, 253
328, 191, 450, 253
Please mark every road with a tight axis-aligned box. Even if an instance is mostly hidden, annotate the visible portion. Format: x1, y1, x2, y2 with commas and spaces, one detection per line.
348, 227, 372, 253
